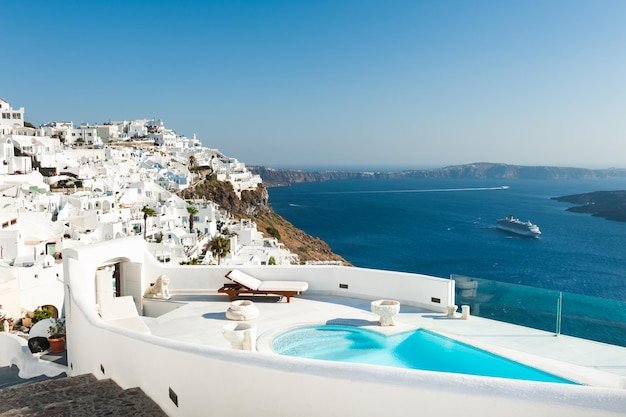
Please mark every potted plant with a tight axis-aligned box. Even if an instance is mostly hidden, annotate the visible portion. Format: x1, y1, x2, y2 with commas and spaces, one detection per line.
32, 306, 54, 324
48, 318, 66, 353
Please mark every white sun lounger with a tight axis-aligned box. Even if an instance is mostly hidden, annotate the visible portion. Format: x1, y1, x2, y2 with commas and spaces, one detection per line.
219, 269, 309, 303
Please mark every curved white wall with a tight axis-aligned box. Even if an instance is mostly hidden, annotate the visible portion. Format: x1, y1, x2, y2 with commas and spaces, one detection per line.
62, 237, 626, 417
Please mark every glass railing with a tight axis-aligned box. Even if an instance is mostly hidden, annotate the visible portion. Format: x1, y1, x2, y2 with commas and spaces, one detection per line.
451, 274, 626, 348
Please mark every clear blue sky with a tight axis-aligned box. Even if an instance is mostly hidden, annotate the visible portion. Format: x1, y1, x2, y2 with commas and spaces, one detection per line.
3, 0, 626, 169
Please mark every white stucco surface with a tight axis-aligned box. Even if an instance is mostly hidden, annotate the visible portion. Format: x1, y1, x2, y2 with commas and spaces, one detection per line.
146, 293, 626, 389
0, 333, 67, 379
60, 238, 626, 417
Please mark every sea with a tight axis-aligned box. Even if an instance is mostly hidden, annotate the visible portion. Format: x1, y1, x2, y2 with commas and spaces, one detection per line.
268, 177, 626, 346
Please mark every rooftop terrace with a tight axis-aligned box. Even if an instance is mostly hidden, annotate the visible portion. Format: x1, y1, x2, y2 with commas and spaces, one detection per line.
56, 238, 626, 416
145, 293, 626, 388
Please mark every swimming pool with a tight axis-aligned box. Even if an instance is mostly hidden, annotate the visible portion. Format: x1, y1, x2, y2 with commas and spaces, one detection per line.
272, 325, 577, 384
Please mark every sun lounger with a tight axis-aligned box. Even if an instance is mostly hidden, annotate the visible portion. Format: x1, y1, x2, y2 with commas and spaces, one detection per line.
219, 269, 309, 303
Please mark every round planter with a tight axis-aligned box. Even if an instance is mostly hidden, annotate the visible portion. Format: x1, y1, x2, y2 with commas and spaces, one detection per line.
226, 300, 260, 321
48, 335, 66, 353
371, 299, 401, 326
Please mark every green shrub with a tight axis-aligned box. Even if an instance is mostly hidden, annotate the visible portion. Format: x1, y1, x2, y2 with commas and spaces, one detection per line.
266, 226, 280, 240
32, 307, 53, 324
48, 318, 66, 337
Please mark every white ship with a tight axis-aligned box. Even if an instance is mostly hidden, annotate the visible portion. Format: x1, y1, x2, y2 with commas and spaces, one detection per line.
496, 215, 541, 237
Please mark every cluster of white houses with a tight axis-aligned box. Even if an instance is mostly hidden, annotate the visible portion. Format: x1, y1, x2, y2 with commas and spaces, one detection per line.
0, 97, 295, 321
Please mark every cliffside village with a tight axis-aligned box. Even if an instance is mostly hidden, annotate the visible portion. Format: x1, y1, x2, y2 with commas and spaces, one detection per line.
0, 97, 298, 323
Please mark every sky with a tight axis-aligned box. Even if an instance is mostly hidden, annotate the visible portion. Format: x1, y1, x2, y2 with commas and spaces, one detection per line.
3, 0, 626, 170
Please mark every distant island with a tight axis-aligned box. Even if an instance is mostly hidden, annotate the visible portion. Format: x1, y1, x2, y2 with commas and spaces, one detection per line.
250, 162, 626, 187
552, 191, 626, 223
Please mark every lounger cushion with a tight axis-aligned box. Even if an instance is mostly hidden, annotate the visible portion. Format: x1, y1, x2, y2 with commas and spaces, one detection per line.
226, 270, 262, 290
222, 270, 309, 303
258, 281, 309, 292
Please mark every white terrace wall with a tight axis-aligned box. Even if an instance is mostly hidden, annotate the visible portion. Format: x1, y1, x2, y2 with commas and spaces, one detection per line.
62, 238, 626, 417
148, 257, 454, 312
17, 263, 64, 313
0, 275, 20, 319
0, 262, 64, 318
65, 321, 626, 417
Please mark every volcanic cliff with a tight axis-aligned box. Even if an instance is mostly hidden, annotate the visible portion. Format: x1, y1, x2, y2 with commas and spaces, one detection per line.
178, 171, 348, 264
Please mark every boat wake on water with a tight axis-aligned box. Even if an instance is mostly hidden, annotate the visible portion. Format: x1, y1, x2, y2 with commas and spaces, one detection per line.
323, 186, 510, 195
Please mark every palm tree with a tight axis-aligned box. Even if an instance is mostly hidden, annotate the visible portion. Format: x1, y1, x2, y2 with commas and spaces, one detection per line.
187, 205, 199, 232
208, 236, 230, 265
142, 206, 155, 240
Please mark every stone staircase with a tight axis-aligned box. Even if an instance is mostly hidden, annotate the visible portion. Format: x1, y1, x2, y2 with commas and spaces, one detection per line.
0, 373, 167, 416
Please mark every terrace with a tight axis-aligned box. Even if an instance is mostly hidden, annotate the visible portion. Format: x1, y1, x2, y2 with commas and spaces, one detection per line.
144, 293, 626, 388
55, 237, 626, 416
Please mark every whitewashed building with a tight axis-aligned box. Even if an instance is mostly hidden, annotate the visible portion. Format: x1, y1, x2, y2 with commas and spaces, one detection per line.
0, 98, 24, 133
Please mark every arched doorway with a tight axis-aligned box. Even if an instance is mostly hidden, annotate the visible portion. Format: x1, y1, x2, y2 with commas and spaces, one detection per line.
95, 258, 144, 315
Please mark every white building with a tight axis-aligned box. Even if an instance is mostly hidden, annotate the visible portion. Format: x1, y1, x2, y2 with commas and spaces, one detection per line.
66, 125, 99, 146
220, 219, 298, 266
40, 121, 74, 142
35, 237, 626, 417
0, 98, 25, 132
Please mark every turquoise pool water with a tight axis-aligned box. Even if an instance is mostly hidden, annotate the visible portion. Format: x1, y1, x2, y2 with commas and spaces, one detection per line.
272, 325, 577, 384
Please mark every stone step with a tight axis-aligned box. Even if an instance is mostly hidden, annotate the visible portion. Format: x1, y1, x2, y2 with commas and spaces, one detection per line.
0, 373, 167, 416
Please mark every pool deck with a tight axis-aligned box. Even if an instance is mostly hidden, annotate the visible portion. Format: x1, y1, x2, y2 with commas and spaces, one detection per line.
144, 293, 626, 389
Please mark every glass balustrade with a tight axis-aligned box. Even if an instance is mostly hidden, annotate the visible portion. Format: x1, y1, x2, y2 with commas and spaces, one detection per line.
451, 274, 626, 347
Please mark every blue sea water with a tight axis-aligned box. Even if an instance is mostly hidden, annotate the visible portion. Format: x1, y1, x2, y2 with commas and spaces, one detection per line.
269, 177, 626, 345
269, 177, 626, 301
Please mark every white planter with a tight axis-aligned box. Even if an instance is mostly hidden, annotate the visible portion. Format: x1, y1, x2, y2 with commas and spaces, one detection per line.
225, 300, 260, 321
461, 305, 471, 320
370, 299, 400, 326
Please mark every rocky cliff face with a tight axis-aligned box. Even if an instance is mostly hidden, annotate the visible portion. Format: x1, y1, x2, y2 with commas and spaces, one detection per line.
178, 172, 348, 264
250, 163, 626, 187
411, 163, 625, 180
179, 174, 270, 216
248, 166, 369, 186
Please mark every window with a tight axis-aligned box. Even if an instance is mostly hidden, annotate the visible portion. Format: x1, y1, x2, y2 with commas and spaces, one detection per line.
12, 113, 21, 119
2, 113, 9, 119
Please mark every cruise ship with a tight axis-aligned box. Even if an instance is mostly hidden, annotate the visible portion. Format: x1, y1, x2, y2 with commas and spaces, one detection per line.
497, 215, 541, 237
